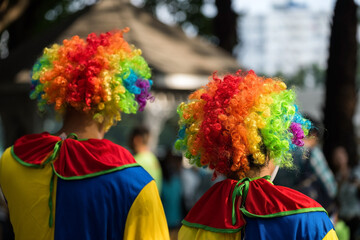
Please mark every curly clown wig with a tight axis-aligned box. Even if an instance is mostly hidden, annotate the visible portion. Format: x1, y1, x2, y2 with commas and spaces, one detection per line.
175, 70, 311, 179
30, 28, 153, 131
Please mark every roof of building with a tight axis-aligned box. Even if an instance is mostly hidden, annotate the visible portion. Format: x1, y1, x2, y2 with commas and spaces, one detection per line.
57, 0, 239, 76
0, 0, 240, 90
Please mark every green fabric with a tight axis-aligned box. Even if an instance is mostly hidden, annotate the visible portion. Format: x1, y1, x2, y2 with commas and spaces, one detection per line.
231, 178, 249, 225
48, 169, 55, 227
181, 219, 243, 233
241, 207, 326, 218
335, 220, 350, 240
231, 175, 271, 225
134, 151, 163, 193
66, 133, 78, 139
43, 141, 62, 165
51, 163, 140, 180
10, 146, 43, 168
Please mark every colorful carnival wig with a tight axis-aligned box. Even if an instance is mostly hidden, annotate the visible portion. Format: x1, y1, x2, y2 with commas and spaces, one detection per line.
30, 28, 153, 131
175, 70, 311, 179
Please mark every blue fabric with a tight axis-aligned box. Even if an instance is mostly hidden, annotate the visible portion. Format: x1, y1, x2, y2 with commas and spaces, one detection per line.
244, 211, 335, 240
54, 166, 153, 240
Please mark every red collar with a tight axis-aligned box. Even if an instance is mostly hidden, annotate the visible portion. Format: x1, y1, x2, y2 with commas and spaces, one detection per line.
183, 177, 325, 232
12, 132, 137, 178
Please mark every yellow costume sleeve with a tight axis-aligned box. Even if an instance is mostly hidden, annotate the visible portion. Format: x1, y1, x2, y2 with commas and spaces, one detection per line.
0, 147, 57, 240
178, 225, 242, 240
322, 229, 339, 240
124, 180, 170, 240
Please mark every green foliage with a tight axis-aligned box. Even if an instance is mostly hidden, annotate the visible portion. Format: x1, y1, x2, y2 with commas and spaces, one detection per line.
286, 68, 307, 87
143, 0, 215, 40
274, 64, 325, 88
2, 0, 97, 51
311, 64, 326, 86
31, 0, 96, 34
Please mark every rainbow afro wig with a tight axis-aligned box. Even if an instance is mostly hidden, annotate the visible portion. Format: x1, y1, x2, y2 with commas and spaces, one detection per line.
30, 28, 153, 131
175, 70, 311, 179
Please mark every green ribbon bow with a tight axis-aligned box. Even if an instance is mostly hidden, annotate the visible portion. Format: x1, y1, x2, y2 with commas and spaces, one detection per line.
231, 175, 271, 225
46, 133, 78, 227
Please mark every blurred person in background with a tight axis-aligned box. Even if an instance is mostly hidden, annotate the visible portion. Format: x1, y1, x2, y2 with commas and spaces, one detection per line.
332, 146, 360, 240
276, 117, 337, 211
180, 166, 218, 214
297, 117, 337, 210
160, 150, 185, 239
175, 70, 338, 239
0, 30, 169, 240
129, 126, 163, 193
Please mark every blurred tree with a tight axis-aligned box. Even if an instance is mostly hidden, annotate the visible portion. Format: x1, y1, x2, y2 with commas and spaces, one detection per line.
143, 0, 213, 36
323, 0, 358, 167
0, 0, 95, 149
4, 0, 59, 50
311, 64, 326, 86
274, 64, 325, 88
142, 0, 238, 53
0, 0, 95, 59
214, 0, 237, 52
287, 68, 307, 87
0, 0, 30, 33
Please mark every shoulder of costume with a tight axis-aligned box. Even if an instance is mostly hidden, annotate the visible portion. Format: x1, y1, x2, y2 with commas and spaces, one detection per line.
182, 178, 244, 233
183, 177, 326, 232
242, 177, 326, 218
11, 132, 139, 179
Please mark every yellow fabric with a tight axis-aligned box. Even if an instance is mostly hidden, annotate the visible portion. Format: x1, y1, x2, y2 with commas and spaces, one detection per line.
124, 180, 170, 240
0, 147, 57, 240
178, 225, 242, 240
322, 229, 339, 240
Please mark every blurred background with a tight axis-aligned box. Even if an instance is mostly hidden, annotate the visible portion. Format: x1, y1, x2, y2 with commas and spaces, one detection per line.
1, 0, 360, 239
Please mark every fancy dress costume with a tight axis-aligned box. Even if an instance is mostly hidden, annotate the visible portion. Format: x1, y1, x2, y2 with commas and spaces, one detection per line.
179, 176, 337, 240
0, 132, 169, 240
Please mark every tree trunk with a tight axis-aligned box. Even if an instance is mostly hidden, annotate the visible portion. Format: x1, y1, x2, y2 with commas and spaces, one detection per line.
0, 0, 30, 33
214, 0, 237, 53
323, 0, 358, 167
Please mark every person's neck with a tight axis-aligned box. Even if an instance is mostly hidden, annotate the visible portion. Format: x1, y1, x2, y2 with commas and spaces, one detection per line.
246, 167, 272, 179
56, 109, 105, 140
245, 159, 275, 179
135, 145, 150, 154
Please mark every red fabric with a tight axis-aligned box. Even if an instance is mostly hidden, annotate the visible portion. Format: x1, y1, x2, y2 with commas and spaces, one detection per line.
13, 132, 60, 165
245, 178, 322, 215
55, 138, 136, 177
12, 132, 136, 177
184, 179, 245, 230
184, 178, 323, 230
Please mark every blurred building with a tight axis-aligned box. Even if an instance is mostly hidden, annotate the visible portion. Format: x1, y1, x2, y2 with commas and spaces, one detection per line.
0, 0, 239, 150
238, 1, 331, 75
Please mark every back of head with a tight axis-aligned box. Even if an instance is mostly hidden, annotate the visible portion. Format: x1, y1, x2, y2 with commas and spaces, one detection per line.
175, 70, 311, 179
129, 126, 150, 151
30, 29, 154, 131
